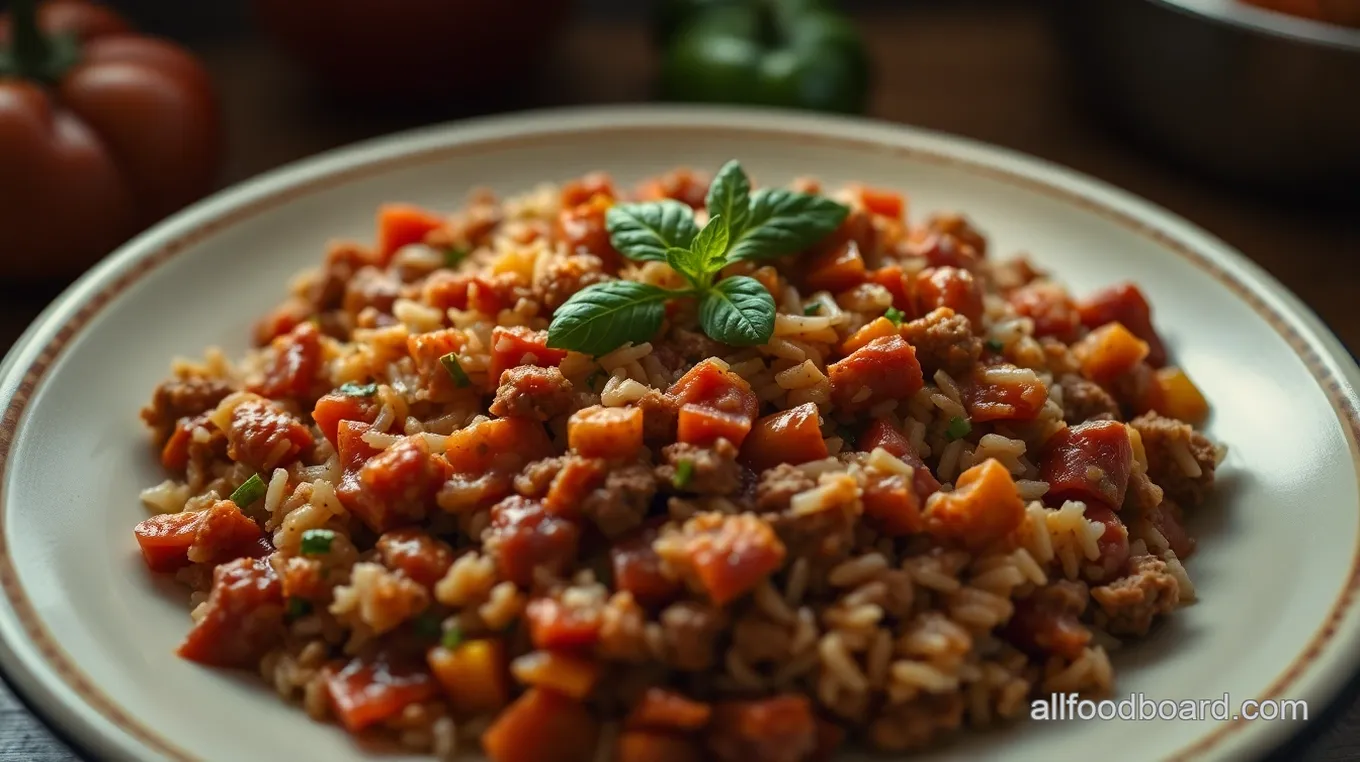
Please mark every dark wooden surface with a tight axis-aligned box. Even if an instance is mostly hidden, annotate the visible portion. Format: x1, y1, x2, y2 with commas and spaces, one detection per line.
2, 5, 1359, 760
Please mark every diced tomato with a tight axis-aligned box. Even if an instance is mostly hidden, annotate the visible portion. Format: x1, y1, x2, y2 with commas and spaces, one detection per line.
858, 420, 942, 498
827, 335, 924, 413
1008, 282, 1081, 341
252, 297, 313, 347
857, 186, 905, 220
445, 416, 555, 475
904, 232, 980, 271
423, 271, 501, 313
913, 266, 983, 323
340, 435, 447, 533
325, 653, 439, 733
840, 316, 897, 355
615, 732, 704, 762
804, 241, 867, 293
488, 326, 569, 387
176, 557, 284, 668
1073, 322, 1149, 385
657, 514, 785, 606
861, 472, 925, 537
626, 688, 713, 731
677, 405, 754, 449
1040, 420, 1134, 509
159, 414, 200, 472
376, 529, 455, 588
134, 500, 264, 573
1079, 283, 1167, 368
1083, 502, 1131, 578
377, 203, 446, 265
611, 527, 682, 608
526, 596, 602, 651
740, 403, 828, 473
1002, 596, 1091, 660
483, 688, 599, 762
867, 265, 913, 313
707, 696, 817, 762
429, 638, 511, 716
251, 322, 322, 400
312, 392, 381, 448
668, 359, 760, 421
485, 496, 581, 587
960, 367, 1048, 423
407, 328, 466, 396
923, 459, 1025, 549
336, 420, 383, 471
568, 405, 644, 459
510, 651, 600, 701
560, 172, 616, 208
636, 168, 709, 209
225, 398, 315, 473
544, 458, 606, 520
556, 195, 621, 270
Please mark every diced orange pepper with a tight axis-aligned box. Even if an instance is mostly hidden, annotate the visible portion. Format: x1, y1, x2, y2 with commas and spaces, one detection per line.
625, 688, 713, 731
924, 458, 1025, 549
667, 359, 759, 419
1073, 322, 1149, 384
510, 651, 600, 701
483, 688, 599, 762
862, 472, 925, 537
428, 639, 511, 716
560, 172, 616, 207
1147, 366, 1209, 424
913, 266, 983, 323
488, 326, 568, 386
804, 241, 867, 293
659, 514, 786, 606
543, 457, 605, 519
376, 203, 445, 265
525, 596, 602, 651
312, 392, 380, 448
445, 417, 554, 474
740, 403, 828, 473
159, 417, 196, 471
1078, 283, 1167, 367
827, 335, 924, 413
961, 369, 1049, 423
868, 265, 913, 313
615, 732, 705, 762
840, 316, 897, 355
677, 404, 754, 448
568, 405, 644, 459
858, 186, 906, 220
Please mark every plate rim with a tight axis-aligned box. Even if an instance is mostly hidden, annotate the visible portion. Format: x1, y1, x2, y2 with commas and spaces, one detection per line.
1, 104, 1357, 762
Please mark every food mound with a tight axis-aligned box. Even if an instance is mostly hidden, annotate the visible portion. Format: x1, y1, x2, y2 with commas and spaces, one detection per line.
133, 161, 1221, 761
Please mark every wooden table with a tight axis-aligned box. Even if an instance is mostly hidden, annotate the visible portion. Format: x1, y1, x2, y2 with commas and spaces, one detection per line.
2, 6, 1358, 761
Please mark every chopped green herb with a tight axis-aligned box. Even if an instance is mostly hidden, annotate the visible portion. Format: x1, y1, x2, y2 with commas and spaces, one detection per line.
884, 307, 905, 327
946, 416, 972, 441
803, 303, 821, 316
838, 426, 858, 449
413, 613, 442, 639
441, 624, 465, 650
337, 381, 378, 397
985, 338, 1005, 353
444, 245, 470, 268
229, 473, 267, 507
673, 459, 695, 490
439, 352, 472, 388
286, 597, 312, 621
300, 528, 335, 556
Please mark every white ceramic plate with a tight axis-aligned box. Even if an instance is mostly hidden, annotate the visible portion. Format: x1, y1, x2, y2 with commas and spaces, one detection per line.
1, 106, 1358, 762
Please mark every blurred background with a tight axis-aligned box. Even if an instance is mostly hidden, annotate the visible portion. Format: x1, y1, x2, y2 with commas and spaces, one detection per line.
0, 1, 1357, 756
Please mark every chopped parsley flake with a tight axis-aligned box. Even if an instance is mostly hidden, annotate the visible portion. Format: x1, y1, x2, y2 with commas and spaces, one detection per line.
300, 528, 335, 556
673, 459, 695, 490
440, 352, 472, 388
337, 382, 378, 397
945, 416, 972, 441
883, 307, 905, 327
229, 474, 266, 508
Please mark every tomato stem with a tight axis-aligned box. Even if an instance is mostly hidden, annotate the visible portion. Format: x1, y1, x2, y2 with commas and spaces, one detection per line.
6, 0, 50, 78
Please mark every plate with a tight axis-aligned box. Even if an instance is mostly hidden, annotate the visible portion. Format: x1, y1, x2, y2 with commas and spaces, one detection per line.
1, 106, 1357, 762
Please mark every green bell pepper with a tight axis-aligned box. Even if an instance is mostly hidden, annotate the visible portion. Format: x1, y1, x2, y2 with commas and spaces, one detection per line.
656, 0, 872, 114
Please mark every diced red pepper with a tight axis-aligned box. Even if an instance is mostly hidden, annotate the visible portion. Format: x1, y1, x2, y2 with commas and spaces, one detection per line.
804, 241, 867, 293
377, 203, 445, 265
707, 696, 818, 762
611, 526, 682, 608
485, 496, 581, 587
740, 403, 828, 473
483, 688, 599, 762
325, 653, 439, 733
913, 266, 984, 323
827, 335, 924, 413
1008, 282, 1081, 341
1040, 420, 1134, 509
960, 368, 1048, 423
526, 596, 602, 652
312, 392, 381, 448
1078, 283, 1167, 368
488, 326, 569, 388
176, 557, 284, 668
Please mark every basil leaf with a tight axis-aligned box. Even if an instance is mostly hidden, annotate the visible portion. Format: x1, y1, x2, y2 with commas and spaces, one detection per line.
705, 161, 751, 240
725, 188, 850, 262
699, 276, 776, 346
605, 201, 700, 262
547, 281, 671, 356
691, 213, 731, 275
666, 246, 706, 288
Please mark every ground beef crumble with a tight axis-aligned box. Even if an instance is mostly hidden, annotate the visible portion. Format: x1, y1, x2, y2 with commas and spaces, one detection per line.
1091, 555, 1180, 635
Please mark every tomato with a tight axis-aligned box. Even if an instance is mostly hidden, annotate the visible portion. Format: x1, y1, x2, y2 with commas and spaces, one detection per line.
740, 403, 828, 473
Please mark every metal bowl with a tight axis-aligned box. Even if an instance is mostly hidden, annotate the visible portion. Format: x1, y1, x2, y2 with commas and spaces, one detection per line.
1047, 0, 1360, 194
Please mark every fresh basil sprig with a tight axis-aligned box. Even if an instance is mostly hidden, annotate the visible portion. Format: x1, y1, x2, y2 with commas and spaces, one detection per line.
547, 161, 849, 355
